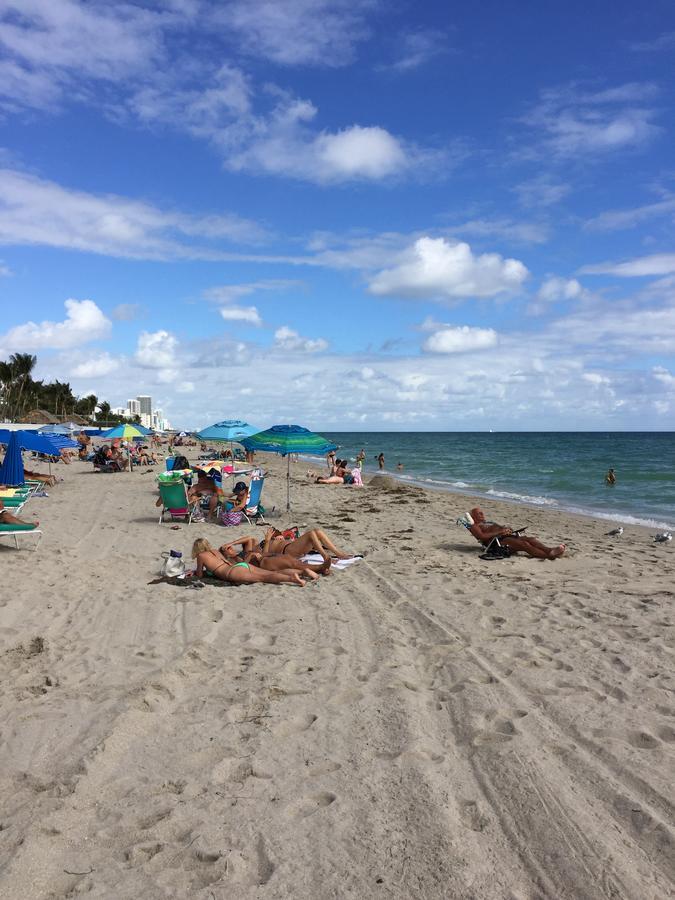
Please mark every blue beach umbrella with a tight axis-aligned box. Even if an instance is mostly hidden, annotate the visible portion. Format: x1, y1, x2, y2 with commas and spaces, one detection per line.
0, 431, 24, 486
0, 429, 78, 484
38, 423, 77, 435
241, 424, 338, 511
197, 420, 258, 467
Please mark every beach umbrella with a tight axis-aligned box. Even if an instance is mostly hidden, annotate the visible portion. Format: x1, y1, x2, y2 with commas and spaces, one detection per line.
0, 431, 24, 486
38, 423, 77, 435
0, 429, 78, 482
100, 423, 148, 473
241, 424, 337, 511
197, 420, 258, 468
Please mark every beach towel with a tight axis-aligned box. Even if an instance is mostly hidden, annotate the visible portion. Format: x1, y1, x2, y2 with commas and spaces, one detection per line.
300, 553, 363, 570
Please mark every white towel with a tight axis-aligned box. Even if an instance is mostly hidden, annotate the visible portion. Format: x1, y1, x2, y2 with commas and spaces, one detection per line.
301, 553, 362, 570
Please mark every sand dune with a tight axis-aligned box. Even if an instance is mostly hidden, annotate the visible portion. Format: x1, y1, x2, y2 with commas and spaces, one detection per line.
0, 454, 673, 898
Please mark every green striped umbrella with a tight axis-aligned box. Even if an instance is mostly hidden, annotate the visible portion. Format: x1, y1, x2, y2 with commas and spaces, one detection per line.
241, 425, 337, 511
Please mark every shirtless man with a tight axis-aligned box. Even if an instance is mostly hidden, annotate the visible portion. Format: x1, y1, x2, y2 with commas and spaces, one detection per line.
468, 507, 565, 559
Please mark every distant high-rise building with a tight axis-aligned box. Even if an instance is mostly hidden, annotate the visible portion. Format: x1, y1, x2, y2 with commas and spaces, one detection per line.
127, 399, 141, 417
137, 395, 152, 416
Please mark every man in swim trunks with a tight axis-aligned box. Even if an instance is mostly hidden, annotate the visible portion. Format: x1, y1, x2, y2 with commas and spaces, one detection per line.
468, 507, 565, 559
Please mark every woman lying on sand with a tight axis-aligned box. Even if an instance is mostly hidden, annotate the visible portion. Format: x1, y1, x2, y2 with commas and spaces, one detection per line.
260, 526, 351, 560
468, 507, 565, 559
192, 538, 307, 585
219, 537, 331, 578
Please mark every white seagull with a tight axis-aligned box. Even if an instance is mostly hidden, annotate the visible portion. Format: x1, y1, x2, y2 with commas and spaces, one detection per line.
604, 527, 624, 537
653, 532, 672, 543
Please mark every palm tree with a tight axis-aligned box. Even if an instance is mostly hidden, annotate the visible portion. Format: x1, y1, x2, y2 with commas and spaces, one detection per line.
9, 353, 36, 418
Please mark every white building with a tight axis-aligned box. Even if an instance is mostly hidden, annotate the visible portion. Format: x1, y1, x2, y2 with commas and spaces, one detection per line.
127, 398, 141, 417
137, 395, 152, 416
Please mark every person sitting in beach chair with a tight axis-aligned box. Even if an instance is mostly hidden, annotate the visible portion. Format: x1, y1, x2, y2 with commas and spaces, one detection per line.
187, 468, 223, 521
467, 507, 565, 559
191, 538, 306, 586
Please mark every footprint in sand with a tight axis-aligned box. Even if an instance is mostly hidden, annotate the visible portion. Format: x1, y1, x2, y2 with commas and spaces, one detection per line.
460, 800, 488, 832
288, 792, 337, 819
627, 730, 660, 749
273, 712, 317, 737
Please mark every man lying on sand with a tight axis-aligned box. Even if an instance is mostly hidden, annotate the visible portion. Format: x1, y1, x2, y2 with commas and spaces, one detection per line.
468, 507, 566, 559
219, 536, 331, 578
192, 538, 308, 585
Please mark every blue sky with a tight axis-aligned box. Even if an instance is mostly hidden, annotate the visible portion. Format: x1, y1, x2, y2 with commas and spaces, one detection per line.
0, 0, 674, 431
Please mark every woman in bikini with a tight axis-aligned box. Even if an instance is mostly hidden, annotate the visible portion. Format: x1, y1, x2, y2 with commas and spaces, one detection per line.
260, 526, 351, 560
219, 537, 331, 579
191, 538, 305, 586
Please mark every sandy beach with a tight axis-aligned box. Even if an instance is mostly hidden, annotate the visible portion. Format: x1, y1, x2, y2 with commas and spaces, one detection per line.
0, 452, 673, 899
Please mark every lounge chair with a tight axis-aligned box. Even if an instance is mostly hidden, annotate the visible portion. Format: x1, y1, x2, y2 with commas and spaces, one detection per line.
0, 523, 43, 550
242, 476, 267, 525
456, 512, 512, 560
157, 476, 195, 524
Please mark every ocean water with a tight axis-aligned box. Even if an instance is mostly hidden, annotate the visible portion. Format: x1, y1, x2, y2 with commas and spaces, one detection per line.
317, 432, 675, 530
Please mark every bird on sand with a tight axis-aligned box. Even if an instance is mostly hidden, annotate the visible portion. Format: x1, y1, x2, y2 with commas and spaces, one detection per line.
604, 527, 624, 537
652, 532, 672, 543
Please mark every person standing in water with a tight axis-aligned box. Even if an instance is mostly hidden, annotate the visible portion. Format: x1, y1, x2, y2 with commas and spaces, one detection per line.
356, 448, 365, 469
377, 452, 385, 470
605, 468, 616, 485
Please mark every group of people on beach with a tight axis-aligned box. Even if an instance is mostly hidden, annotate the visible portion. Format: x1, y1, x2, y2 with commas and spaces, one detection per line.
191, 525, 351, 585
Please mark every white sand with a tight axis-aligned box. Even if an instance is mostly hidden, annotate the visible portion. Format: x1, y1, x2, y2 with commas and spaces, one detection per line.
0, 453, 673, 898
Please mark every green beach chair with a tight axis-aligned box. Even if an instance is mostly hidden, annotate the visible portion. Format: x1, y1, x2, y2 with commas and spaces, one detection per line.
0, 523, 43, 550
157, 475, 194, 525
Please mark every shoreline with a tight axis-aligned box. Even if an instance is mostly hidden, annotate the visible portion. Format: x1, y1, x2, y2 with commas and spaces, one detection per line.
303, 453, 675, 532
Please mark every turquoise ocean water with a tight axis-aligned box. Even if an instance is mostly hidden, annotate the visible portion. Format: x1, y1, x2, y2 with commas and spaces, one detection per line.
316, 432, 675, 530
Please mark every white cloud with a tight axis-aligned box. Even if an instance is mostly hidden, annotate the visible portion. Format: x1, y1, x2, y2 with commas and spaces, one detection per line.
273, 326, 327, 353
0, 168, 264, 259
582, 372, 611, 386
204, 279, 302, 303
0, 259, 11, 276
70, 353, 119, 378
219, 306, 262, 325
523, 82, 662, 158
368, 237, 529, 300
0, 298, 111, 350
222, 0, 372, 66
652, 366, 675, 388
584, 196, 675, 231
383, 28, 448, 73
513, 175, 570, 208
581, 254, 675, 277
445, 217, 549, 245
537, 277, 585, 302
134, 330, 179, 368
423, 325, 498, 354
111, 303, 142, 321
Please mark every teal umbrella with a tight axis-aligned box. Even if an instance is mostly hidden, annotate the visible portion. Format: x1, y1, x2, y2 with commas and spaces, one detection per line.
197, 420, 257, 467
241, 424, 337, 511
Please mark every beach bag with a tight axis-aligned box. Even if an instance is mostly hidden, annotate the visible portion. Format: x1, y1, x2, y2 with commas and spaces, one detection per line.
160, 550, 186, 577
220, 509, 243, 527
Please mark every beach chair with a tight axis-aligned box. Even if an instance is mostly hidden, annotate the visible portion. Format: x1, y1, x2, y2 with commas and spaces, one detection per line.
242, 476, 267, 525
456, 512, 512, 560
157, 476, 195, 524
0, 523, 43, 550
